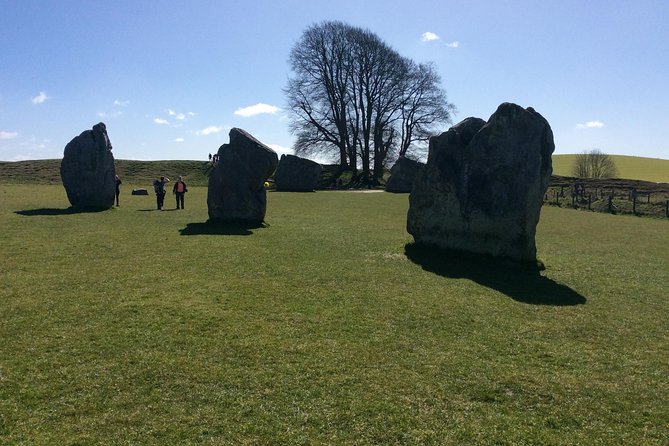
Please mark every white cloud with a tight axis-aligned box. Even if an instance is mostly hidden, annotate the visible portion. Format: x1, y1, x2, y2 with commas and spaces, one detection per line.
196, 125, 224, 136
153, 118, 170, 125
188, 112, 195, 117
267, 144, 293, 157
175, 137, 185, 142
113, 99, 130, 106
10, 154, 32, 161
98, 111, 122, 118
168, 109, 188, 120
0, 131, 18, 139
31, 91, 49, 104
17, 136, 51, 152
446, 41, 460, 48
576, 121, 604, 129
421, 32, 440, 42
234, 103, 281, 117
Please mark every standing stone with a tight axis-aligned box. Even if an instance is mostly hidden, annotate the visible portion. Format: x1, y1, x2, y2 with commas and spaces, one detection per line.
60, 122, 116, 209
275, 154, 322, 192
407, 103, 554, 261
385, 156, 425, 193
207, 128, 278, 223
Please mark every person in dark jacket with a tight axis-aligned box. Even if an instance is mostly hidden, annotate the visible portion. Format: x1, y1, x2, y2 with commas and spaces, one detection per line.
114, 175, 122, 206
154, 176, 170, 210
173, 176, 188, 209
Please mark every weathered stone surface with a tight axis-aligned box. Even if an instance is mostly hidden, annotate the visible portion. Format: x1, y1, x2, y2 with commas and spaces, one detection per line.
385, 157, 425, 193
132, 188, 149, 195
207, 128, 278, 223
407, 103, 554, 261
60, 122, 116, 209
275, 154, 322, 191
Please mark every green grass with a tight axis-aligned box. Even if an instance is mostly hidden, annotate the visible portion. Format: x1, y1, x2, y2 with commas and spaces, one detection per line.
1, 185, 668, 444
552, 154, 669, 183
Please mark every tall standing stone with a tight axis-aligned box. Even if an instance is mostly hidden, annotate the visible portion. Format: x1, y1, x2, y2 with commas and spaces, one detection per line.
207, 128, 278, 223
407, 103, 554, 261
385, 156, 425, 193
275, 154, 322, 192
60, 122, 116, 209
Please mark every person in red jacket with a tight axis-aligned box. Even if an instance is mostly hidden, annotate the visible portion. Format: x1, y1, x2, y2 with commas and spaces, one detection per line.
173, 176, 188, 209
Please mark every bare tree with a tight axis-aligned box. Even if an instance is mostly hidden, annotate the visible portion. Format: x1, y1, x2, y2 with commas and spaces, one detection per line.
398, 62, 456, 158
347, 28, 407, 183
572, 149, 618, 178
285, 21, 355, 172
286, 21, 455, 182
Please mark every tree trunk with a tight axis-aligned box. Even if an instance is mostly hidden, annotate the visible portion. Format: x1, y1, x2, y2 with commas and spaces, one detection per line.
338, 144, 348, 171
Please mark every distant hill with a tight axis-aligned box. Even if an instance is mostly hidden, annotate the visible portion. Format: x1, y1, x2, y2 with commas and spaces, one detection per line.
1, 155, 667, 187
552, 154, 669, 183
0, 159, 212, 186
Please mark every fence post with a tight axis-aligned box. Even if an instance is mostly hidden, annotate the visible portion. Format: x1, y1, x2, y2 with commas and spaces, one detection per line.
588, 194, 592, 210
666, 200, 668, 218
633, 195, 637, 215
608, 195, 613, 213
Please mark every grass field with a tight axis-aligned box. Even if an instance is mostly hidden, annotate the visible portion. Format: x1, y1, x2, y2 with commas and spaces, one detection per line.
552, 154, 669, 183
1, 185, 668, 444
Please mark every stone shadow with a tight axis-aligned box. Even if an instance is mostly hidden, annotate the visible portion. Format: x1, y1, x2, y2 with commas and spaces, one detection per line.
404, 243, 586, 306
136, 209, 179, 212
14, 207, 109, 216
179, 220, 268, 236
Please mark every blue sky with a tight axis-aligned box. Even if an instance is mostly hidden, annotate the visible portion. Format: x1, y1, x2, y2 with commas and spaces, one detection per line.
1, 0, 668, 162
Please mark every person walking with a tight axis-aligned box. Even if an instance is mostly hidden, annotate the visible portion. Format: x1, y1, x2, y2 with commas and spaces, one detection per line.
173, 176, 188, 209
153, 176, 170, 210
114, 174, 122, 206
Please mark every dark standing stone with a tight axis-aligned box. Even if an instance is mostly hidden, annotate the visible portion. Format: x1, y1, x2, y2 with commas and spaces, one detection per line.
407, 103, 554, 262
207, 128, 279, 223
385, 157, 425, 193
275, 154, 322, 192
60, 122, 116, 209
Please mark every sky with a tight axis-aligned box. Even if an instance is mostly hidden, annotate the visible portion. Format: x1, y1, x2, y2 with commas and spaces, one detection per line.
1, 0, 668, 162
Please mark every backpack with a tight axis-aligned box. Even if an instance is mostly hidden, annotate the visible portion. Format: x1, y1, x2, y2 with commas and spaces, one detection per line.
153, 179, 161, 193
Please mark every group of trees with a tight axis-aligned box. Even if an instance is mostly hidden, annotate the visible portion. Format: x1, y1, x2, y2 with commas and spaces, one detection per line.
285, 21, 455, 184
572, 149, 619, 179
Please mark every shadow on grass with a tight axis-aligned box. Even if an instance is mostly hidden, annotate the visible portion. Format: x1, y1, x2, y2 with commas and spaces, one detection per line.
404, 243, 586, 306
14, 207, 109, 216
179, 220, 268, 236
136, 208, 180, 212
